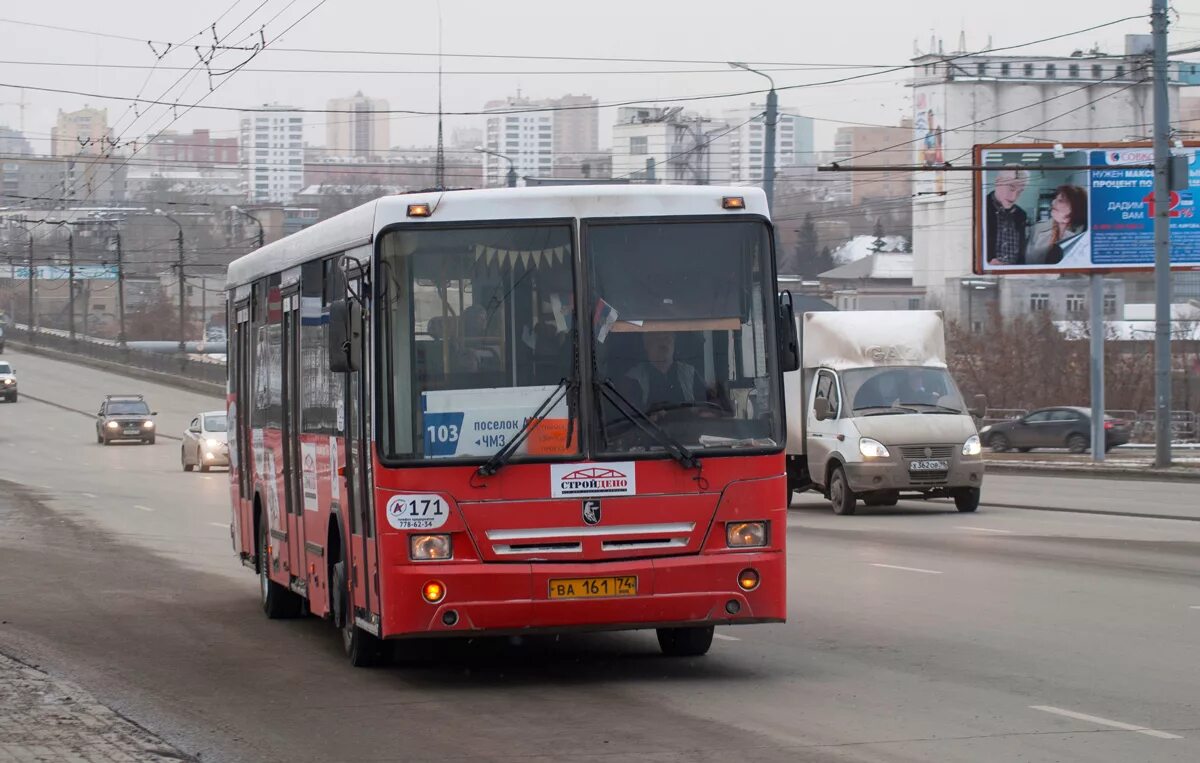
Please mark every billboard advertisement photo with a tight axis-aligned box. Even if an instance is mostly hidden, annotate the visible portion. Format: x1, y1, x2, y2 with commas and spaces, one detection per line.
974, 143, 1200, 274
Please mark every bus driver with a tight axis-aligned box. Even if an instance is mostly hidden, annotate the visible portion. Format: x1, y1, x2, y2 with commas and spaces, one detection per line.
618, 332, 709, 413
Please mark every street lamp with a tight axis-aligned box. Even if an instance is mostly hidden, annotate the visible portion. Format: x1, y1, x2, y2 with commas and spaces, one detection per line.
728, 62, 778, 214
474, 145, 517, 188
9, 220, 35, 342
230, 205, 265, 250
155, 209, 186, 352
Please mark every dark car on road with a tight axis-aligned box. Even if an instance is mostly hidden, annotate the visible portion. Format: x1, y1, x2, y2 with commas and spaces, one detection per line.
980, 406, 1130, 454
96, 394, 158, 445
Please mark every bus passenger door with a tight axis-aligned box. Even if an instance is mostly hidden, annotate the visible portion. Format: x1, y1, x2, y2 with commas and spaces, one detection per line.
343, 276, 381, 627
232, 302, 253, 557
281, 291, 307, 593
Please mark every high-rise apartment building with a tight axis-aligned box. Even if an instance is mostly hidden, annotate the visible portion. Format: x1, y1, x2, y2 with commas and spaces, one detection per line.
325, 92, 390, 159
724, 105, 814, 185
240, 105, 305, 203
833, 121, 914, 205
51, 106, 110, 157
480, 94, 599, 186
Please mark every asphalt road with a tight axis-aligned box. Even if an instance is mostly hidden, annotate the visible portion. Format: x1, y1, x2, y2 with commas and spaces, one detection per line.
1, 347, 1198, 763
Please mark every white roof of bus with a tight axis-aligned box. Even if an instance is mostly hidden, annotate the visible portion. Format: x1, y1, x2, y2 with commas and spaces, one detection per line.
225, 185, 769, 288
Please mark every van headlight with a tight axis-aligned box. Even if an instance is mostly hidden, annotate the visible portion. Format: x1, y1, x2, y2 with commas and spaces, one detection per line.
858, 437, 890, 458
206, 438, 221, 448
962, 435, 982, 456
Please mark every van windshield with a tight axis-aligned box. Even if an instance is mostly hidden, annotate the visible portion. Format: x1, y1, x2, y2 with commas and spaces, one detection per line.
841, 367, 965, 414
0, 363, 11, 374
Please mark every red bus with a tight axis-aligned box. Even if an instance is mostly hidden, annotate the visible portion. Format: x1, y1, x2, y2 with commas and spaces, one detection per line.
225, 185, 799, 665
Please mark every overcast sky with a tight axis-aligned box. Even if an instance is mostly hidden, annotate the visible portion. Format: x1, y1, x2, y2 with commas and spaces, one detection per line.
0, 0, 1190, 157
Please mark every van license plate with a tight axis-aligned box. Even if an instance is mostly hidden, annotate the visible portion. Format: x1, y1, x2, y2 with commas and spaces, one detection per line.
909, 459, 948, 471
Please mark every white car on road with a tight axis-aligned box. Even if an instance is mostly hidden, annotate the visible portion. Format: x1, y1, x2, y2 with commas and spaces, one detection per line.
182, 410, 229, 472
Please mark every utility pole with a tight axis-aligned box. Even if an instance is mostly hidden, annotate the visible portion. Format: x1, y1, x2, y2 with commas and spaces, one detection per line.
156, 210, 186, 352
474, 146, 517, 188
57, 221, 76, 342
1151, 0, 1173, 467
17, 220, 34, 344
1089, 275, 1106, 463
113, 230, 126, 348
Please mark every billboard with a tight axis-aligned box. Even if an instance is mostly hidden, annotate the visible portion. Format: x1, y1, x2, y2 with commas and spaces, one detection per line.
974, 143, 1200, 274
913, 88, 946, 198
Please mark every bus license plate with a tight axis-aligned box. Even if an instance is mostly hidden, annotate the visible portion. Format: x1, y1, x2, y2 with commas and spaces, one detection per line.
909, 459, 948, 472
548, 576, 637, 600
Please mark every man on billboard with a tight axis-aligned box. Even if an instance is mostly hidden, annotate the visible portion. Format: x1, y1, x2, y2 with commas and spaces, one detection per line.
985, 169, 1030, 265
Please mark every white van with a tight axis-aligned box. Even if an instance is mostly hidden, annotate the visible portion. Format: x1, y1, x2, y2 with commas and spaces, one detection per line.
784, 310, 985, 514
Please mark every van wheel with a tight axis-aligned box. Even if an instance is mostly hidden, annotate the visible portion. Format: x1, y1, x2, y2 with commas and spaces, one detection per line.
953, 488, 981, 513
332, 558, 385, 667
829, 465, 857, 515
657, 626, 714, 657
259, 521, 302, 619
1066, 434, 1088, 454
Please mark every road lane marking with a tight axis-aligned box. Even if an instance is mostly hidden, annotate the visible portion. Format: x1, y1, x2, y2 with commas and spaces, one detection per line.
81, 492, 96, 498
1031, 705, 1182, 739
209, 522, 229, 529
956, 525, 1012, 534
869, 563, 943, 575
134, 505, 155, 512
713, 633, 740, 642
1190, 606, 1200, 610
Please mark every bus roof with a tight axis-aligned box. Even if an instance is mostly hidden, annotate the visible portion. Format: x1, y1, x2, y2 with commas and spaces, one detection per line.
225, 185, 769, 289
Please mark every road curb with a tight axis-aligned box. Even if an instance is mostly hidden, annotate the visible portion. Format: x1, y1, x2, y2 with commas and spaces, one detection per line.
984, 461, 1200, 483
7, 340, 224, 398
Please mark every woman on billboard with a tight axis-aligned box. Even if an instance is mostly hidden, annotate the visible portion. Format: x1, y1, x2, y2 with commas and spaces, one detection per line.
1027, 185, 1089, 266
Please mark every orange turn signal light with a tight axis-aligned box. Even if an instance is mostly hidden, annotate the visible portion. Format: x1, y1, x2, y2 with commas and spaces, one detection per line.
407, 203, 432, 217
721, 196, 746, 210
737, 568, 760, 591
422, 580, 446, 603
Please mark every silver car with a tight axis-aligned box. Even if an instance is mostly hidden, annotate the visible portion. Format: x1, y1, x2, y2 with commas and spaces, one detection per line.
0, 361, 16, 403
182, 410, 229, 472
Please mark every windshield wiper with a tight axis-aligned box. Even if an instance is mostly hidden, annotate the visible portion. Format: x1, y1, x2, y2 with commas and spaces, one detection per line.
853, 405, 920, 416
595, 379, 700, 470
476, 378, 575, 477
897, 402, 964, 414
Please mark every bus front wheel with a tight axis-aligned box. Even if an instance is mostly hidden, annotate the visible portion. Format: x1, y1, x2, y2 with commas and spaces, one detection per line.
332, 558, 385, 668
656, 626, 714, 657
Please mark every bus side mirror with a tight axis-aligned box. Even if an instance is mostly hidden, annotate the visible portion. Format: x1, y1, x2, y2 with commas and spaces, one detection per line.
777, 292, 800, 373
970, 394, 987, 419
329, 299, 362, 373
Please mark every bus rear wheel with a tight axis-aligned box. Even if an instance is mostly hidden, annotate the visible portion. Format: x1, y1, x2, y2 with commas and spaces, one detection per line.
656, 625, 714, 657
259, 521, 302, 619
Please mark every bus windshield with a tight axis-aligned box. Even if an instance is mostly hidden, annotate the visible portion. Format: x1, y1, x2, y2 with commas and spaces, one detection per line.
380, 223, 579, 461
588, 219, 782, 455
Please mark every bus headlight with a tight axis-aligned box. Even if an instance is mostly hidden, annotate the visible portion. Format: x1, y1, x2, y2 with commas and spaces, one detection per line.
410, 534, 452, 561
859, 437, 890, 458
962, 435, 982, 456
726, 521, 767, 548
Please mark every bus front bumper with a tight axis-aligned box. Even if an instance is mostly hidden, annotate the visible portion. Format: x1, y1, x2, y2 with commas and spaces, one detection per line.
379, 550, 786, 638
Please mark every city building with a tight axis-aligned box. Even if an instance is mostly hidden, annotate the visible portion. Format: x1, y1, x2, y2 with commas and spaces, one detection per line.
908, 35, 1187, 318
325, 92, 390, 160
240, 105, 305, 203
0, 127, 32, 157
723, 105, 814, 185
51, 106, 110, 157
143, 129, 237, 167
610, 107, 732, 185
480, 94, 600, 186
819, 253, 926, 311
832, 120, 914, 205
